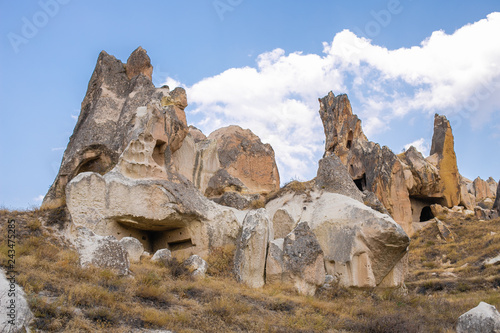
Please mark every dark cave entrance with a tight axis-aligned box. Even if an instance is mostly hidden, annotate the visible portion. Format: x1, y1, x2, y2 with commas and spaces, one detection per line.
419, 206, 434, 222
346, 130, 353, 149
354, 173, 367, 192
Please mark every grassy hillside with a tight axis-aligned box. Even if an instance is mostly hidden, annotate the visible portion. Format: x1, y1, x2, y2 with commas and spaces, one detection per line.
0, 208, 499, 332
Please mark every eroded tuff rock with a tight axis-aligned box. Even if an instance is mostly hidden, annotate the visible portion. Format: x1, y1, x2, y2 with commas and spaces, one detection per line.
234, 209, 271, 288
42, 47, 188, 210
74, 227, 130, 275
0, 269, 33, 332
319, 92, 412, 234
494, 182, 500, 215
208, 125, 280, 194
429, 114, 461, 208
283, 222, 325, 295
55, 48, 241, 260
266, 190, 410, 288
456, 302, 500, 333
315, 155, 363, 202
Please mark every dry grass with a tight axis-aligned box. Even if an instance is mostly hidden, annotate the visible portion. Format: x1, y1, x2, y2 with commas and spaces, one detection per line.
0, 209, 499, 332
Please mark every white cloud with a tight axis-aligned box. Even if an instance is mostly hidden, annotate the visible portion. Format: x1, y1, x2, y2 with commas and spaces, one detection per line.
33, 195, 44, 203
404, 138, 430, 157
160, 12, 500, 184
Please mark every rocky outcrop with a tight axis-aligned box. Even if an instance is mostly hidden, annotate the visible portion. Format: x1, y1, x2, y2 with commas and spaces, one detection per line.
208, 125, 280, 194
151, 249, 172, 265
184, 255, 207, 278
283, 222, 325, 295
494, 181, 500, 215
234, 209, 270, 288
474, 177, 496, 203
0, 269, 33, 332
429, 114, 461, 208
265, 238, 285, 284
456, 302, 500, 333
399, 146, 442, 198
266, 190, 410, 288
459, 176, 476, 210
319, 92, 412, 234
74, 227, 130, 275
42, 47, 188, 210
315, 156, 363, 202
119, 237, 144, 263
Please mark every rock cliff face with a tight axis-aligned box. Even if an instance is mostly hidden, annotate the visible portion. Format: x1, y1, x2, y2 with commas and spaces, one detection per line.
318, 92, 498, 232
319, 92, 413, 235
429, 114, 461, 207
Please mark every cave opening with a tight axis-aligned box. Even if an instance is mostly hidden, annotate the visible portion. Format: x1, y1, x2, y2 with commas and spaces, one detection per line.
419, 206, 434, 222
346, 130, 353, 149
152, 140, 167, 167
354, 173, 367, 192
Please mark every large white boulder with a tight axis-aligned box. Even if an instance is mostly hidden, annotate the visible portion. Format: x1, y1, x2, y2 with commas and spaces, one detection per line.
457, 302, 500, 333
234, 209, 270, 288
266, 190, 410, 287
0, 270, 33, 333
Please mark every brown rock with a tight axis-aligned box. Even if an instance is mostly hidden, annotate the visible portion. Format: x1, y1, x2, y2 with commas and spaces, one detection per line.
474, 177, 495, 202
494, 181, 500, 215
125, 46, 153, 80
400, 146, 442, 198
459, 176, 476, 210
318, 92, 413, 235
42, 49, 188, 210
188, 125, 207, 143
315, 156, 363, 202
208, 125, 280, 194
429, 114, 461, 208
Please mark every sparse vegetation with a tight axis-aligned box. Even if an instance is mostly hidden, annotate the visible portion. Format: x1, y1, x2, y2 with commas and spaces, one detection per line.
0, 209, 499, 332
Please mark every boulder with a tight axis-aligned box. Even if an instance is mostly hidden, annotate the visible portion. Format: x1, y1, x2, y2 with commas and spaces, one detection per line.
429, 114, 461, 208
188, 125, 207, 143
362, 190, 390, 215
119, 237, 144, 263
400, 146, 442, 198
459, 176, 476, 210
456, 302, 500, 333
204, 169, 247, 198
208, 125, 280, 194
151, 249, 172, 265
184, 255, 207, 278
74, 227, 130, 275
487, 177, 498, 198
315, 156, 363, 202
494, 181, 500, 215
318, 92, 413, 235
283, 222, 325, 295
266, 190, 410, 288
234, 209, 270, 288
42, 48, 188, 210
474, 177, 495, 203
0, 269, 33, 333
212, 191, 260, 210
265, 238, 285, 284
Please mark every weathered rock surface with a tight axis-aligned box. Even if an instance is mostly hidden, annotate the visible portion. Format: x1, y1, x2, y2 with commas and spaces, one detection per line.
208, 125, 280, 194
119, 237, 144, 263
204, 169, 247, 198
315, 156, 363, 202
272, 208, 297, 239
265, 238, 285, 284
151, 249, 172, 265
74, 227, 130, 275
456, 302, 500, 333
318, 92, 412, 235
400, 146, 442, 198
283, 222, 325, 295
474, 177, 496, 203
0, 269, 33, 333
494, 181, 500, 215
234, 209, 270, 288
184, 255, 207, 278
266, 190, 410, 288
42, 47, 188, 210
459, 176, 476, 210
429, 114, 461, 208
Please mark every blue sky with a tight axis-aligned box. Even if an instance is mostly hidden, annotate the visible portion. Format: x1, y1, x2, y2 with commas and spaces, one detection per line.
1, 0, 499, 209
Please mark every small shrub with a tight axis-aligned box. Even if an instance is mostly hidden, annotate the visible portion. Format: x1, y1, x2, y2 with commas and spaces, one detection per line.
206, 245, 235, 278
165, 257, 190, 279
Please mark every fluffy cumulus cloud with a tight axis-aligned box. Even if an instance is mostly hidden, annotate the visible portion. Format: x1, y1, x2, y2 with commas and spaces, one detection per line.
163, 12, 500, 184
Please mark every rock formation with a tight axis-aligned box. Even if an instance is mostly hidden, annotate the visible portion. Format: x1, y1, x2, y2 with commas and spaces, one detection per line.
0, 270, 33, 332
456, 302, 500, 333
234, 209, 270, 288
494, 182, 500, 215
319, 92, 412, 234
119, 237, 145, 263
266, 189, 410, 288
319, 91, 498, 231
